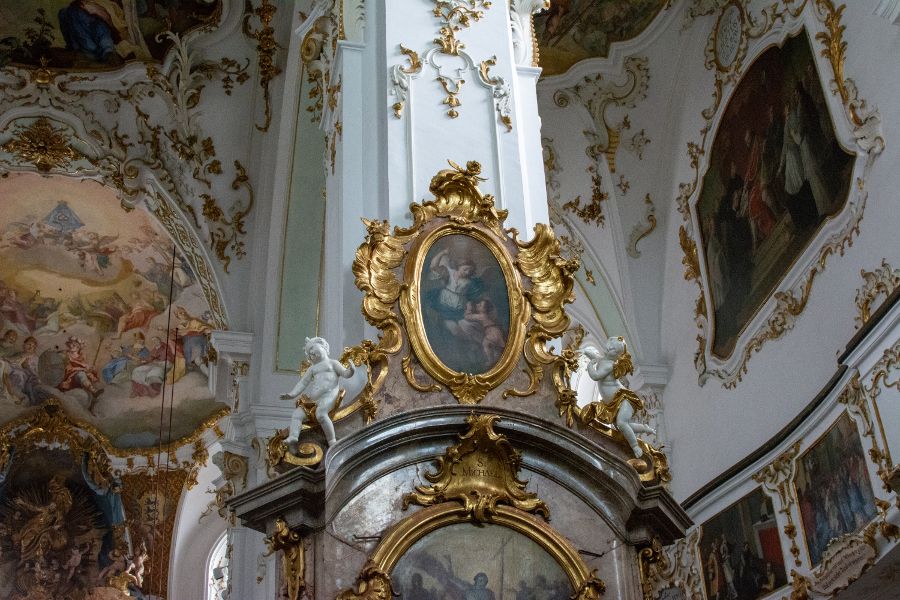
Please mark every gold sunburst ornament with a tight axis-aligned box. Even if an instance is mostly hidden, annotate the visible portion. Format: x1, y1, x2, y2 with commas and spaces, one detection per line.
1, 117, 83, 172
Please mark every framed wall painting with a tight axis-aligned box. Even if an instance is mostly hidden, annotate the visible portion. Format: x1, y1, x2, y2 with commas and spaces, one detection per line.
698, 488, 787, 600
678, 1, 882, 388
415, 230, 514, 376
695, 30, 853, 360
793, 412, 877, 566
353, 160, 575, 407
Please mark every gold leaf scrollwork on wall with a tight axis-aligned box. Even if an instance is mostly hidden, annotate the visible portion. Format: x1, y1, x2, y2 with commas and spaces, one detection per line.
402, 414, 550, 521
242, 0, 282, 132
432, 0, 493, 56
752, 441, 803, 567
855, 259, 900, 328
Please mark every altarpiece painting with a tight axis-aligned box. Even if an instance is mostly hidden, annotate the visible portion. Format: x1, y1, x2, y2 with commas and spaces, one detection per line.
696, 31, 853, 358
393, 523, 571, 600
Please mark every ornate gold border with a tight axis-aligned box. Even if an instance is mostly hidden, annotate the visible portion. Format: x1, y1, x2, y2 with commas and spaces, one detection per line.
400, 225, 530, 403
678, 1, 883, 388
349, 160, 577, 410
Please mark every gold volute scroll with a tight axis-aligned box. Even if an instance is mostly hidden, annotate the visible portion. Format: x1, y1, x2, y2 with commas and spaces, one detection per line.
352, 159, 577, 406
403, 414, 550, 521
258, 429, 325, 477
264, 517, 306, 600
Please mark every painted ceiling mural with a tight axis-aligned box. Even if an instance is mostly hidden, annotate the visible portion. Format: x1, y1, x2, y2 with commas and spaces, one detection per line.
0, 172, 227, 449
0, 0, 221, 69
535, 0, 668, 77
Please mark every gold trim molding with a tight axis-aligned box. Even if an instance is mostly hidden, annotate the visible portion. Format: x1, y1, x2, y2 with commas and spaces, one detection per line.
678, 1, 883, 388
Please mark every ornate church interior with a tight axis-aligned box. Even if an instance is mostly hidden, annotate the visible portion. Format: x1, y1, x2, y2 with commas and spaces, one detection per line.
0, 1, 898, 599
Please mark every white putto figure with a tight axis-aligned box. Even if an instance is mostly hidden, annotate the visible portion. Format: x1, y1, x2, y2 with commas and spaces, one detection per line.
582, 336, 656, 458
280, 337, 354, 446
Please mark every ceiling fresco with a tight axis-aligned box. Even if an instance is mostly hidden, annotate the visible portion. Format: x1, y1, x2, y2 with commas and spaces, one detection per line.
535, 0, 668, 77
0, 172, 227, 449
0, 0, 220, 70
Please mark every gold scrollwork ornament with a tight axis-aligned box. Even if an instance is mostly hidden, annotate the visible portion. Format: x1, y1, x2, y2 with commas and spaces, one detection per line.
402, 413, 550, 521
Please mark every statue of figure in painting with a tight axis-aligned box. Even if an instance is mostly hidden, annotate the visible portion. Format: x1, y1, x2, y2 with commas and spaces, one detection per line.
583, 336, 655, 458
280, 337, 354, 447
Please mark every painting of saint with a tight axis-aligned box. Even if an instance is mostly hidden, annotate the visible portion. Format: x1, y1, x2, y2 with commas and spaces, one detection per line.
696, 31, 854, 358
534, 0, 667, 76
699, 488, 787, 600
794, 413, 876, 566
392, 524, 572, 600
0, 172, 226, 449
420, 234, 510, 375
0, 0, 220, 70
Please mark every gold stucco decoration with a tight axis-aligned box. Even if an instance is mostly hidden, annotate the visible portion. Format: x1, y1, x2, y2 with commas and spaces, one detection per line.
264, 517, 306, 600
854, 259, 900, 328
243, 0, 282, 132
1, 117, 84, 172
402, 413, 550, 521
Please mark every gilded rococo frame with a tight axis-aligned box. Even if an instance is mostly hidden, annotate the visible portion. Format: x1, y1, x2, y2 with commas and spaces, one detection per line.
351, 160, 578, 406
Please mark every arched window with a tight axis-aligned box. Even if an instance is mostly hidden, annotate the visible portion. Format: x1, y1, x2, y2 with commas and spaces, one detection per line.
206, 532, 230, 600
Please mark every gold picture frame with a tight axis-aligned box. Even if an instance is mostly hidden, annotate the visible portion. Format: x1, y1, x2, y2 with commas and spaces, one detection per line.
350, 160, 578, 407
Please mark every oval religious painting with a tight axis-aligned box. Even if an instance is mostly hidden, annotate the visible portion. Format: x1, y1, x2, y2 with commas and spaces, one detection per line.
419, 233, 511, 375
0, 172, 227, 449
392, 523, 572, 600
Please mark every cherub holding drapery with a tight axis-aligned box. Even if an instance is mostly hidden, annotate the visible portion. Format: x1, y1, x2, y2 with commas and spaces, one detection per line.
581, 336, 655, 458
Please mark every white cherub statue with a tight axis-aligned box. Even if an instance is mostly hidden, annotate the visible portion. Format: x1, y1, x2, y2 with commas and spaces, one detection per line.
582, 336, 656, 458
280, 336, 354, 446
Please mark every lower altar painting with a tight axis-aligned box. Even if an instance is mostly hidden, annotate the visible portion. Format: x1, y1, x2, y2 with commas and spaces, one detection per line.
794, 413, 876, 566
699, 488, 787, 600
393, 523, 571, 600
